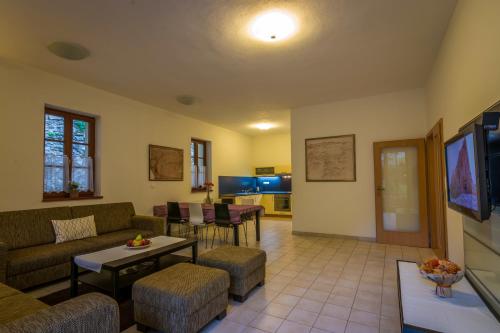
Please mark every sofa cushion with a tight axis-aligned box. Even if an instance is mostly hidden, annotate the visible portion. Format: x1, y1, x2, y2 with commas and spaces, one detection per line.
81, 229, 155, 251
0, 292, 49, 324
198, 246, 266, 278
0, 283, 19, 299
71, 202, 135, 234
7, 239, 98, 276
0, 207, 71, 250
133, 263, 229, 314
52, 215, 97, 243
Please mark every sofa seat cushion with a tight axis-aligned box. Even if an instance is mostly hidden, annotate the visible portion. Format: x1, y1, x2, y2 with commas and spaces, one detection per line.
7, 239, 98, 276
133, 263, 229, 314
81, 229, 154, 251
0, 292, 49, 324
0, 283, 20, 299
198, 246, 266, 278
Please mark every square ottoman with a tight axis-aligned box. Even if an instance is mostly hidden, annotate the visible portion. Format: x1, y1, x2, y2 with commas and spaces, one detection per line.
132, 263, 229, 333
198, 246, 266, 302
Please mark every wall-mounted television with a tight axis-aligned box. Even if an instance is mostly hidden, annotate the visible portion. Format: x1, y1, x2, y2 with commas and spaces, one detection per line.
444, 124, 490, 221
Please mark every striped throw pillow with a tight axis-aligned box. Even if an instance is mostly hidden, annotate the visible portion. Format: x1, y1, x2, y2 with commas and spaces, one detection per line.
51, 215, 97, 244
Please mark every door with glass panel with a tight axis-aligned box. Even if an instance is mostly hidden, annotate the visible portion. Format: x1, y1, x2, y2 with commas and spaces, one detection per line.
374, 139, 429, 247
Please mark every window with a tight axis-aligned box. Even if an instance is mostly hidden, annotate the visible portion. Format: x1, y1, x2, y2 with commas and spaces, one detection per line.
43, 108, 96, 199
191, 138, 210, 190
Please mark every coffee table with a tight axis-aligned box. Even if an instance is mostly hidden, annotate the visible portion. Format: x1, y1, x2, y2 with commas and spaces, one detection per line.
70, 236, 198, 299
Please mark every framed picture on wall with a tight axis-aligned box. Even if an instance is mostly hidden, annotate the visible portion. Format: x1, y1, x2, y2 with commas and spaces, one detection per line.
305, 134, 356, 182
149, 144, 184, 181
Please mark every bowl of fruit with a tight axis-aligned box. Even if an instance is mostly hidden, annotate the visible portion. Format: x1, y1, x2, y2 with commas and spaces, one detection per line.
126, 234, 151, 249
419, 258, 464, 298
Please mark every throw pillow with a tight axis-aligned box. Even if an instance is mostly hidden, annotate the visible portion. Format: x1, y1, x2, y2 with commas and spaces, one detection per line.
51, 215, 97, 244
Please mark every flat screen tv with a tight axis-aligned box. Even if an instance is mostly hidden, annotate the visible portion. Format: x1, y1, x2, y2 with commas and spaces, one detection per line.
444, 124, 490, 221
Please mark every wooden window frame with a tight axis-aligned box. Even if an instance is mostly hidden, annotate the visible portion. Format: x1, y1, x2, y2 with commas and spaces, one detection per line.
191, 138, 209, 191
43, 107, 96, 200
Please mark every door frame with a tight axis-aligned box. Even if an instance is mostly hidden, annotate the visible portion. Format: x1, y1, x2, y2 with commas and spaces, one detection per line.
426, 119, 448, 258
373, 139, 429, 247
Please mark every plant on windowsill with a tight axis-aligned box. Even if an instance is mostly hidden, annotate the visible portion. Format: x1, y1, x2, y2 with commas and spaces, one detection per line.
68, 181, 80, 199
204, 181, 214, 204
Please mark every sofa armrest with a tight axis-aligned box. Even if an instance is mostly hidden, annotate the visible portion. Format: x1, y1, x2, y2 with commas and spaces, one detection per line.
0, 241, 7, 283
2, 293, 119, 333
131, 215, 165, 236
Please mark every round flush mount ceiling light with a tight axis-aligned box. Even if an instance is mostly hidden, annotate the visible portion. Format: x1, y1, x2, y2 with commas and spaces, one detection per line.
47, 41, 90, 60
249, 10, 298, 42
252, 122, 275, 130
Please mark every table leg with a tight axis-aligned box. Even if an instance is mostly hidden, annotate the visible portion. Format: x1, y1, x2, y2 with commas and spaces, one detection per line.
111, 270, 119, 300
167, 223, 171, 236
233, 224, 240, 246
192, 241, 198, 264
256, 212, 261, 242
70, 257, 78, 297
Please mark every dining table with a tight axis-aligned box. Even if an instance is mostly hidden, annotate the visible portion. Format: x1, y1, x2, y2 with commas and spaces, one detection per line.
153, 203, 265, 246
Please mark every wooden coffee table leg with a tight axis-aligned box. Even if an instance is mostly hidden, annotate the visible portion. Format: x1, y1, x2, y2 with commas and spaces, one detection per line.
111, 270, 119, 300
256, 212, 261, 242
70, 257, 78, 297
192, 241, 198, 264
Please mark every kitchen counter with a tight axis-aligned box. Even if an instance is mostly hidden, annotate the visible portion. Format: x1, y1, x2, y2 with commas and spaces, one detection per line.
229, 191, 291, 196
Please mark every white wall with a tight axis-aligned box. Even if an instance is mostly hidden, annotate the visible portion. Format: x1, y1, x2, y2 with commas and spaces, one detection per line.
291, 89, 427, 238
426, 0, 500, 264
0, 58, 252, 214
251, 133, 291, 170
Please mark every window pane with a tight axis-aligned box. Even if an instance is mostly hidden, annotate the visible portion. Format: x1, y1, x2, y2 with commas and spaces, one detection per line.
198, 142, 204, 157
198, 165, 205, 186
44, 166, 64, 192
44, 141, 64, 158
73, 119, 89, 143
198, 157, 204, 166
72, 167, 89, 191
72, 144, 89, 159
190, 142, 195, 159
45, 114, 64, 140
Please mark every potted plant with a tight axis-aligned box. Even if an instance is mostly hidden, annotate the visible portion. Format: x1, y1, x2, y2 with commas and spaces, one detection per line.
204, 181, 214, 204
69, 181, 80, 199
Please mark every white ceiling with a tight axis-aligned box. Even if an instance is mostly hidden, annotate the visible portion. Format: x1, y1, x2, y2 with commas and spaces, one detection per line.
0, 0, 456, 136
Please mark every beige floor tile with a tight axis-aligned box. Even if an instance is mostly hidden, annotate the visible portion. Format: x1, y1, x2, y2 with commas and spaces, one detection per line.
313, 315, 348, 333
276, 320, 311, 333
263, 302, 295, 319
295, 298, 325, 314
345, 321, 379, 333
320, 303, 351, 320
227, 307, 261, 325
327, 294, 355, 307
287, 308, 319, 326
283, 285, 308, 297
352, 298, 381, 315
348, 309, 379, 328
274, 293, 301, 307
303, 289, 330, 302
250, 314, 284, 333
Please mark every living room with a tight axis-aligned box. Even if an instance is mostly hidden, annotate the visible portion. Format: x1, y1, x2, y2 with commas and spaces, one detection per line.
1, 1, 500, 333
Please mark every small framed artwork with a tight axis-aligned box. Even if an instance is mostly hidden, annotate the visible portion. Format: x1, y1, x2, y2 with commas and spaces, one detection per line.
149, 144, 184, 181
305, 134, 356, 182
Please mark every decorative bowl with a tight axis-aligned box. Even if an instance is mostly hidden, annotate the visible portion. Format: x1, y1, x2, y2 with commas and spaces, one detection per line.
126, 238, 152, 249
419, 259, 464, 298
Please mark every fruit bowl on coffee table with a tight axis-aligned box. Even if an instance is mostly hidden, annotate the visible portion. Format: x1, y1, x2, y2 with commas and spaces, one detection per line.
126, 234, 152, 249
419, 258, 464, 298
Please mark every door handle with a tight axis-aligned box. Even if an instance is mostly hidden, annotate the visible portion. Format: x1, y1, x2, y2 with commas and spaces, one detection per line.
376, 186, 385, 191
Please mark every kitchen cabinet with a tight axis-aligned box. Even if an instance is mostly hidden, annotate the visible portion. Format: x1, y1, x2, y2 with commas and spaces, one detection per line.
234, 194, 262, 206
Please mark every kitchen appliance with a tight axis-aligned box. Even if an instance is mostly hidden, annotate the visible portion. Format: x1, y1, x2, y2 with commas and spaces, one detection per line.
274, 194, 291, 212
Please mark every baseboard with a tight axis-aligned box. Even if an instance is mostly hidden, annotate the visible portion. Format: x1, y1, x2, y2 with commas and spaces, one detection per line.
292, 230, 376, 242
264, 214, 292, 218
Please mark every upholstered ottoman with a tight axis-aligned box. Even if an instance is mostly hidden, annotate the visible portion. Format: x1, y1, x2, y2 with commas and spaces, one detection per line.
132, 263, 229, 333
198, 246, 266, 302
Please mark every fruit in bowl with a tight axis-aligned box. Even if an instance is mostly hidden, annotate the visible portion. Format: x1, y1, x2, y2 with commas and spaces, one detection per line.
126, 234, 151, 248
419, 258, 464, 297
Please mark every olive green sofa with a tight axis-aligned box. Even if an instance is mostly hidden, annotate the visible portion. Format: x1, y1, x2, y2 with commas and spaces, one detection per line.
0, 282, 119, 333
0, 202, 165, 290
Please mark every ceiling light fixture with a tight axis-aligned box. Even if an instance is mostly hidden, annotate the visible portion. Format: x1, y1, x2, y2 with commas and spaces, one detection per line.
249, 10, 298, 42
253, 122, 275, 130
47, 41, 90, 60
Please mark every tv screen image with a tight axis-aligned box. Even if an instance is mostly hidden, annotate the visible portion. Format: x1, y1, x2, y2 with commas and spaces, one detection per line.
445, 133, 478, 211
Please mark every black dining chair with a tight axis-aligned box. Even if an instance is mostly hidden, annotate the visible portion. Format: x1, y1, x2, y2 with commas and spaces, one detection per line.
167, 202, 189, 237
211, 203, 248, 248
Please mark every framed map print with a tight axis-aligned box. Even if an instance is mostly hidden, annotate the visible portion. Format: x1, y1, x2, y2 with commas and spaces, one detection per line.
149, 145, 183, 181
305, 134, 356, 182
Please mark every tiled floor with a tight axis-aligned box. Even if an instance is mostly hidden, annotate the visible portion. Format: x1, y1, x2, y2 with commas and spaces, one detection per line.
119, 218, 436, 333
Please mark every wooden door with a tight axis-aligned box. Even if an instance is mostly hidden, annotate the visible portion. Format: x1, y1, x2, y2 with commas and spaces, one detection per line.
374, 139, 429, 247
426, 120, 448, 258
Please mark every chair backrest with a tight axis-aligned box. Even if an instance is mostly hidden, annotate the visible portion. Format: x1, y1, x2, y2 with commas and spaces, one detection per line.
188, 203, 204, 225
214, 203, 231, 225
167, 202, 182, 221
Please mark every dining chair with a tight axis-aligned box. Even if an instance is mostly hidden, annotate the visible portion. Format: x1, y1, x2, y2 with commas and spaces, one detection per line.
240, 198, 255, 227
167, 202, 189, 237
188, 202, 211, 248
211, 203, 248, 248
